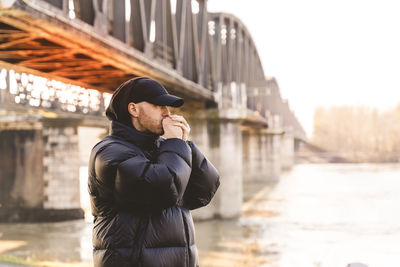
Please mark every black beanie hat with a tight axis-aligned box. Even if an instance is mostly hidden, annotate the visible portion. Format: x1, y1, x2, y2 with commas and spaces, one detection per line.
105, 77, 184, 126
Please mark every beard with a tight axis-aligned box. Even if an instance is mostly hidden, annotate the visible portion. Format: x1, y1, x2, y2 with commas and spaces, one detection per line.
136, 114, 164, 135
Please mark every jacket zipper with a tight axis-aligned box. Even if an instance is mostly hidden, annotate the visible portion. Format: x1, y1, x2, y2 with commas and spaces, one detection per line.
181, 210, 191, 267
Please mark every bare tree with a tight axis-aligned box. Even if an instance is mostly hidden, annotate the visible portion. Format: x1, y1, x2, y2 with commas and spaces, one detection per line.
312, 105, 400, 162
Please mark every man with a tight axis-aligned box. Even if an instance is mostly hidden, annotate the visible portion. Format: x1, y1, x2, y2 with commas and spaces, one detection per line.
88, 77, 220, 267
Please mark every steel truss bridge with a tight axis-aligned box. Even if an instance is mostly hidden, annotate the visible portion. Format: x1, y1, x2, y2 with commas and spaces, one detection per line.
0, 0, 305, 139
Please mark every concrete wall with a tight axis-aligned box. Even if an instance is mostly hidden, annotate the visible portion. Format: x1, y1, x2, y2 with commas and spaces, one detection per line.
42, 123, 81, 210
0, 118, 84, 222
0, 129, 44, 212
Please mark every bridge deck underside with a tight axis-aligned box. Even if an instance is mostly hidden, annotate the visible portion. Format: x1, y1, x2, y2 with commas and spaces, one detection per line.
0, 20, 133, 91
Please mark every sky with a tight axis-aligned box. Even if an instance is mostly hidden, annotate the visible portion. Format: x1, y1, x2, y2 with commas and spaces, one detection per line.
207, 0, 400, 137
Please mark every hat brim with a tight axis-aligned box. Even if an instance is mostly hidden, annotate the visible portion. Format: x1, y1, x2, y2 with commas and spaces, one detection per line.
149, 94, 184, 107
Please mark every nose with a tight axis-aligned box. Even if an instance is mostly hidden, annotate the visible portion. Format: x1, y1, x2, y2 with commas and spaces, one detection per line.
161, 106, 170, 117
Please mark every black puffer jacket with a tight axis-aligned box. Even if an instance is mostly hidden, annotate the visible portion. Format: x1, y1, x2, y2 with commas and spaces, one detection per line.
88, 121, 220, 267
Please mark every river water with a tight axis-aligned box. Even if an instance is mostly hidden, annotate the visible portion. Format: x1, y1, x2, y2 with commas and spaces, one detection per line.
1, 163, 399, 267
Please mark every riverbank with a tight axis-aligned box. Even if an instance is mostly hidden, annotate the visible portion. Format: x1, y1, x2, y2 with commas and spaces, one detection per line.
297, 142, 400, 164
295, 142, 350, 164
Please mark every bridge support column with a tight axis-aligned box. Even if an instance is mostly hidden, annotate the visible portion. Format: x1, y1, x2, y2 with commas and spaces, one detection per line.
41, 119, 82, 217
0, 117, 84, 222
186, 112, 243, 220
280, 132, 294, 170
183, 107, 286, 220
242, 129, 281, 182
214, 121, 243, 219
269, 133, 282, 179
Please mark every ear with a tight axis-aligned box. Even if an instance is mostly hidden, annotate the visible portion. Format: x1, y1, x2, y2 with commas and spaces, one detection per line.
128, 102, 139, 117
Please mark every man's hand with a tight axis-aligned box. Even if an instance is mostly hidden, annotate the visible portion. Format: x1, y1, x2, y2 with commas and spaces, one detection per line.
162, 117, 183, 139
169, 115, 190, 141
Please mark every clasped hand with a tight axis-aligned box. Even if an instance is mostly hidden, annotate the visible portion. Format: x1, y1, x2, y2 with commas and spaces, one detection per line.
162, 115, 190, 141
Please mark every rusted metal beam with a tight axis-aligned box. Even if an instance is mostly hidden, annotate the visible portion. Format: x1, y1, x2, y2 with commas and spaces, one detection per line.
0, 35, 39, 49
0, 60, 110, 91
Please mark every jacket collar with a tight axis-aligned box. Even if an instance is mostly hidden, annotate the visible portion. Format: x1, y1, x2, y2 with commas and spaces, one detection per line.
110, 120, 159, 150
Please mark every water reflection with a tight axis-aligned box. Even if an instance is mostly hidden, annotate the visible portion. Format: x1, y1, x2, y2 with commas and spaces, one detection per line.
197, 163, 400, 267
1, 164, 400, 267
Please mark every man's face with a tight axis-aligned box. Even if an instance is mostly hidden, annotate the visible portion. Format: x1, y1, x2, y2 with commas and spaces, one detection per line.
134, 102, 171, 135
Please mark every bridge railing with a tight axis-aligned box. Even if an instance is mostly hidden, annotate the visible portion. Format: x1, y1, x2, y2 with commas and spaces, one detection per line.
0, 67, 111, 116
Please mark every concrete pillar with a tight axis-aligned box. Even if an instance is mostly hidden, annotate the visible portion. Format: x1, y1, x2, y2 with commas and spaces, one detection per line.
280, 132, 294, 170
215, 121, 243, 218
0, 117, 84, 222
265, 133, 281, 181
42, 119, 82, 212
242, 128, 281, 182
187, 115, 243, 220
186, 117, 217, 220
0, 123, 44, 219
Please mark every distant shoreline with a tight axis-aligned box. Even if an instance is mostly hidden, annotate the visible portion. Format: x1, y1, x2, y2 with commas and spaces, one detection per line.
296, 142, 400, 164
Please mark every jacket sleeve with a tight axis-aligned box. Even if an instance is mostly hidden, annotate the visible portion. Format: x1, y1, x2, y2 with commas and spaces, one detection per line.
183, 141, 220, 210
110, 138, 192, 212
